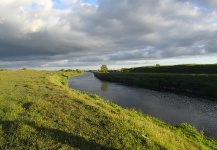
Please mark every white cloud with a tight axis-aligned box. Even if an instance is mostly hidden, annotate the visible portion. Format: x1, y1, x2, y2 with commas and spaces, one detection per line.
0, 0, 217, 69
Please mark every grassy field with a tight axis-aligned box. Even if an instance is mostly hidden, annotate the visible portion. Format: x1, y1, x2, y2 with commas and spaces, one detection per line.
0, 70, 216, 149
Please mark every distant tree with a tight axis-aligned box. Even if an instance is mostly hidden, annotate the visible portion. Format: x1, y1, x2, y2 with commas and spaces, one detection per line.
100, 65, 108, 73
66, 69, 73, 72
156, 64, 160, 67
76, 69, 82, 73
120, 68, 125, 72
21, 68, 27, 70
120, 68, 131, 72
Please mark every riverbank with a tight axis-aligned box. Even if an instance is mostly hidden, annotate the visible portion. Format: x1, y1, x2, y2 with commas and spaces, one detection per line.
123, 64, 217, 74
94, 72, 217, 100
0, 70, 216, 149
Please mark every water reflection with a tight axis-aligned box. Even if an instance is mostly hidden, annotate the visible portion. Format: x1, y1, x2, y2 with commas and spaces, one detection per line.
101, 82, 108, 91
68, 72, 217, 138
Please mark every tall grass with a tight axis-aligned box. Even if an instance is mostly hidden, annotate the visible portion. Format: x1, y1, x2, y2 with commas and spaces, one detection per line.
0, 70, 216, 149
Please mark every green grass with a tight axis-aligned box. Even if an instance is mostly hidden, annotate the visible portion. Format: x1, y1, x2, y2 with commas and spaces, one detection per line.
94, 72, 217, 100
122, 64, 217, 74
0, 70, 216, 149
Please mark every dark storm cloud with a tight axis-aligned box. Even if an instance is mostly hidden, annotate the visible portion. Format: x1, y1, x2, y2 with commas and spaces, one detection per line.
0, 0, 217, 69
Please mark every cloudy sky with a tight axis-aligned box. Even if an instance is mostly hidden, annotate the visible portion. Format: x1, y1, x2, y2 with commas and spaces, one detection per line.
0, 0, 217, 70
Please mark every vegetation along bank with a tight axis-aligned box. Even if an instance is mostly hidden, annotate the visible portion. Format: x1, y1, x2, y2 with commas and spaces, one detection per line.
94, 64, 217, 100
0, 69, 216, 149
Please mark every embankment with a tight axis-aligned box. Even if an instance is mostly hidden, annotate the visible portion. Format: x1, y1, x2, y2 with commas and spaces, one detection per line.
0, 70, 216, 149
124, 64, 217, 74
94, 72, 217, 100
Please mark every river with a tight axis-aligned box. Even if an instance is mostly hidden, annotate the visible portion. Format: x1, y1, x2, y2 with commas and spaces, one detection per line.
68, 72, 217, 138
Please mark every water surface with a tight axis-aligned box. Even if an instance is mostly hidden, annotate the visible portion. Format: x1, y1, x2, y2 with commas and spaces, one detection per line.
68, 72, 217, 138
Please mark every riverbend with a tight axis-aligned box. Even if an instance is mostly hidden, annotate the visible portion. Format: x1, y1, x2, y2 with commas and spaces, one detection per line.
68, 72, 217, 138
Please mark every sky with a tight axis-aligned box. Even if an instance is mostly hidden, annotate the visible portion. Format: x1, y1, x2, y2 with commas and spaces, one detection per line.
0, 0, 217, 70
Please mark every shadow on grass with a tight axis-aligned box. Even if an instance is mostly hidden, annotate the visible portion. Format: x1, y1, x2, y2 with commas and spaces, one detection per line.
0, 120, 117, 150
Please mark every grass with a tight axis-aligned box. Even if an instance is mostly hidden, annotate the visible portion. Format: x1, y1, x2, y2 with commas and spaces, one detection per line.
124, 64, 217, 74
94, 71, 217, 100
0, 70, 216, 149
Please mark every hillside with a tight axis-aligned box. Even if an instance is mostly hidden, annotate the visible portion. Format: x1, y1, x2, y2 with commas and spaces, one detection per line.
0, 70, 216, 149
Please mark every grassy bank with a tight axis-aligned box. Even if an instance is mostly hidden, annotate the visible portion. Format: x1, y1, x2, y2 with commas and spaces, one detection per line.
95, 69, 217, 100
0, 70, 216, 149
123, 64, 217, 74
116, 64, 217, 98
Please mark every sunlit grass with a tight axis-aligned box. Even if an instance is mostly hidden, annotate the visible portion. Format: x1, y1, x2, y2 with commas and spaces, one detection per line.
0, 70, 216, 149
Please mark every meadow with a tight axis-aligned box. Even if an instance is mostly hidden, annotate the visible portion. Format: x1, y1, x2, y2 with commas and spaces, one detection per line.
0, 69, 216, 149
95, 64, 217, 100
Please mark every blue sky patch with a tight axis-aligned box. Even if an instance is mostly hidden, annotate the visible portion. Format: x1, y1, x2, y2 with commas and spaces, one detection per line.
191, 2, 211, 13
52, 0, 68, 10
52, 0, 97, 10
31, 2, 38, 10
82, 0, 97, 5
